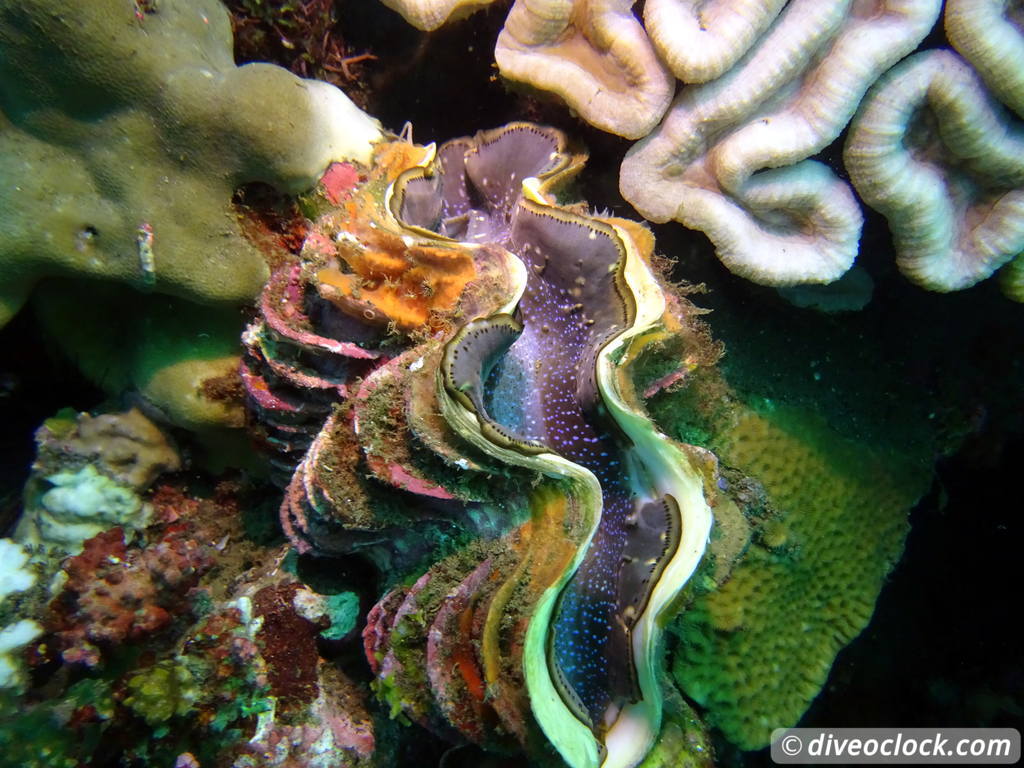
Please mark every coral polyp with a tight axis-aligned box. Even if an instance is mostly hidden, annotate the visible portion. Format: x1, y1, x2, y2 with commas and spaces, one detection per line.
246, 123, 716, 767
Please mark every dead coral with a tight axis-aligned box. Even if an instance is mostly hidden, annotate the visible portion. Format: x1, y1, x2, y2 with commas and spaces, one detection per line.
34, 408, 180, 491
48, 525, 213, 666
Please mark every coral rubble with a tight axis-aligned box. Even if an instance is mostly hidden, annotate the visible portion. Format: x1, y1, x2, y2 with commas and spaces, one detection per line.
0, 539, 41, 690
16, 408, 179, 555
1, 468, 386, 767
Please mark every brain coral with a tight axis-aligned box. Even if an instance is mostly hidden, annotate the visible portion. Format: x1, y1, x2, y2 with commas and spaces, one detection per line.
375, 0, 1024, 298
669, 404, 931, 749
845, 48, 1024, 297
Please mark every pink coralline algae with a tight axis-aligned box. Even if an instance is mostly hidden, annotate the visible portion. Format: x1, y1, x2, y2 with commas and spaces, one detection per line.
49, 523, 213, 666
319, 161, 363, 205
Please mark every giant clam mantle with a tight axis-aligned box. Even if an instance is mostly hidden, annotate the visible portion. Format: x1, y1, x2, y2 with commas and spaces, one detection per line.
244, 124, 717, 767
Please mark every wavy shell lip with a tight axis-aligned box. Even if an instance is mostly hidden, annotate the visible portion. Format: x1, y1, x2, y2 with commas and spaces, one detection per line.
425, 557, 499, 744
396, 123, 714, 767
441, 313, 550, 456
353, 348, 458, 500
390, 122, 585, 243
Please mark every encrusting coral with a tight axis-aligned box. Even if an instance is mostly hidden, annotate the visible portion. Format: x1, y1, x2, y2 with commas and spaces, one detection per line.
628, 316, 935, 752
669, 406, 930, 749
48, 525, 213, 667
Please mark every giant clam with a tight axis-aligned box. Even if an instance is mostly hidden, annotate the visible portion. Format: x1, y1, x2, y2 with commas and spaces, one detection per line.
245, 124, 716, 767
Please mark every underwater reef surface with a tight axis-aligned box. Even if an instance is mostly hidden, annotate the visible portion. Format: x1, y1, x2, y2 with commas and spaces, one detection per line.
1, 2, 1022, 768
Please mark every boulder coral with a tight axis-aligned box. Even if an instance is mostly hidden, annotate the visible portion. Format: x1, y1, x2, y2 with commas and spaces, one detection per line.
945, 0, 1024, 116
0, 0, 381, 327
33, 281, 252, 433
0, 0, 384, 435
845, 2, 1024, 300
378, 0, 499, 30
642, 0, 788, 84
31, 408, 180, 489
